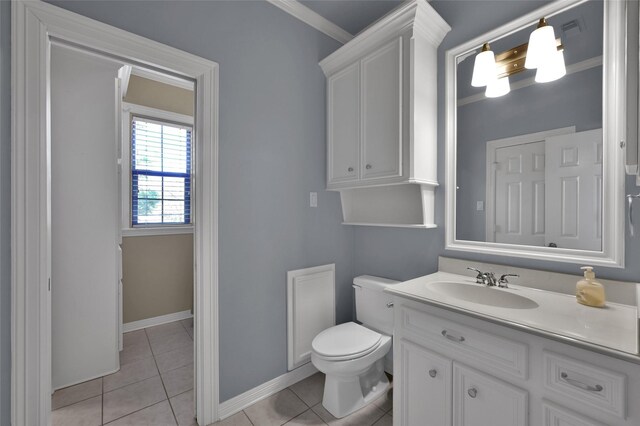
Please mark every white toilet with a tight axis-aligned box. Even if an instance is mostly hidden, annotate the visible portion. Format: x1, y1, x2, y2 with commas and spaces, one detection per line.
311, 275, 399, 418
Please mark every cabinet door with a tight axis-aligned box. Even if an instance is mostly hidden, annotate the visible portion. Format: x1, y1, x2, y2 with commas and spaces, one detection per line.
327, 62, 359, 185
397, 339, 452, 426
453, 363, 528, 426
361, 37, 402, 180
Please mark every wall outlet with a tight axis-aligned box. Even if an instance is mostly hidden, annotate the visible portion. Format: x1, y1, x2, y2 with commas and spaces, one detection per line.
310, 192, 318, 207
476, 201, 484, 211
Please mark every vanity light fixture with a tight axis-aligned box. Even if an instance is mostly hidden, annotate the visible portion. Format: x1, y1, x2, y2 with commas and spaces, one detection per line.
471, 17, 566, 98
471, 43, 497, 87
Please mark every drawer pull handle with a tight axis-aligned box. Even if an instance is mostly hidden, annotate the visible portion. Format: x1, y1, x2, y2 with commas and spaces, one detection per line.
441, 330, 465, 343
386, 302, 394, 308
428, 369, 437, 378
467, 387, 477, 398
348, 167, 354, 172
560, 372, 603, 392
366, 164, 372, 169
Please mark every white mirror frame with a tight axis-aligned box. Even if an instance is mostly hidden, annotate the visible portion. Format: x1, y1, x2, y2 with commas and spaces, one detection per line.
445, 0, 627, 268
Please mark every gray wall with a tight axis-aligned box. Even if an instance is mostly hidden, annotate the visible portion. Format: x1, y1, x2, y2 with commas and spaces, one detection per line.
0, 1, 10, 424
0, 0, 353, 405
354, 0, 640, 285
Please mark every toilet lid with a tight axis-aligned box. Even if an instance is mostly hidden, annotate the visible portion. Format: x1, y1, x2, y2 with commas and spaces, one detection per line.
312, 322, 382, 359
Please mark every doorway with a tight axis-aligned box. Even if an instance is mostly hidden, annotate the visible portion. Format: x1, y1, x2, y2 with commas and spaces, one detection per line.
11, 1, 219, 424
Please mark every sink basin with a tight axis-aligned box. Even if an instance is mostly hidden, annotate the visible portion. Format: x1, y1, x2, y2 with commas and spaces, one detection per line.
427, 281, 539, 310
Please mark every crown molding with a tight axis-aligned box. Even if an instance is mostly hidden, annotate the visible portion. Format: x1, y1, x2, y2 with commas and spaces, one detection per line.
266, 0, 354, 44
319, 0, 449, 76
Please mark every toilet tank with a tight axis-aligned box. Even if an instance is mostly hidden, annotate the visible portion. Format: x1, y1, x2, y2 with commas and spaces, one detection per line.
354, 275, 400, 335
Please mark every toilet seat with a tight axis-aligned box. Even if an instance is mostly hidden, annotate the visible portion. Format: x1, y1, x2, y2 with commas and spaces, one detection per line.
312, 322, 382, 361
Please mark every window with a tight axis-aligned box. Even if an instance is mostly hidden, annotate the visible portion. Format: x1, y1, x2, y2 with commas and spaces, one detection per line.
131, 117, 192, 226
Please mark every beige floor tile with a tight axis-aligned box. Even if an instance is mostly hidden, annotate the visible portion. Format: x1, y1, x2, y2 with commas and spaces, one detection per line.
104, 400, 177, 425
209, 411, 253, 426
371, 387, 392, 413
52, 395, 102, 426
120, 334, 153, 366
244, 388, 308, 426
161, 363, 194, 397
150, 329, 193, 356
147, 321, 189, 341
372, 414, 392, 426
289, 373, 325, 407
103, 376, 167, 423
311, 402, 385, 426
52, 378, 102, 410
155, 344, 194, 373
170, 390, 197, 426
103, 356, 159, 392
285, 409, 327, 425
123, 330, 148, 347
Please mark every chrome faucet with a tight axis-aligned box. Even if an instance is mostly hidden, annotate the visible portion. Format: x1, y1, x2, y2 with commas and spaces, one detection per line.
466, 267, 497, 286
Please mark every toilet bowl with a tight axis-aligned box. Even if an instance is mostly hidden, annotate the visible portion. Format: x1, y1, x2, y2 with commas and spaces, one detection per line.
311, 275, 399, 418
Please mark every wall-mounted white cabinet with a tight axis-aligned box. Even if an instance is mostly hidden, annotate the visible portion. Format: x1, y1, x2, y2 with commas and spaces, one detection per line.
320, 0, 450, 227
393, 298, 640, 426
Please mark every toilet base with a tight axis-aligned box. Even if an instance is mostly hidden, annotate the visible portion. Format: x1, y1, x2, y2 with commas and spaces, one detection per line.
321, 358, 390, 419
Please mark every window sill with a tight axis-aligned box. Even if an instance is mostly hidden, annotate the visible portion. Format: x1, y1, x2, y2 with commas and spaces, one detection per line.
121, 226, 194, 237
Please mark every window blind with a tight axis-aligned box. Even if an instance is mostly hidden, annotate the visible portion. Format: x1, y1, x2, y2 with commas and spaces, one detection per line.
131, 117, 192, 226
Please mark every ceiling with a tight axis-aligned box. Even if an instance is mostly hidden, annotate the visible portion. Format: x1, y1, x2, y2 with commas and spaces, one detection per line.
300, 0, 403, 35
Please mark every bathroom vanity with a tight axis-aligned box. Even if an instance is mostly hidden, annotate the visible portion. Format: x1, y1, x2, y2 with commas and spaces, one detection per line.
386, 261, 640, 426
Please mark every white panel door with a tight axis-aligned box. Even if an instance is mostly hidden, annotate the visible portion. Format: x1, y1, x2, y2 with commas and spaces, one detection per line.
51, 45, 122, 389
397, 339, 452, 426
493, 141, 546, 246
453, 363, 528, 426
361, 38, 402, 180
545, 129, 603, 251
327, 63, 360, 185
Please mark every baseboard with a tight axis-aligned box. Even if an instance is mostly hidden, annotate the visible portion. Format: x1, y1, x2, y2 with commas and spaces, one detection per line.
218, 362, 319, 420
123, 310, 193, 333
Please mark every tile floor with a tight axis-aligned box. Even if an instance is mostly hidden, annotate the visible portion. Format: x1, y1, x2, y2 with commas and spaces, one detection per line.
52, 318, 196, 426
211, 373, 393, 426
51, 318, 393, 426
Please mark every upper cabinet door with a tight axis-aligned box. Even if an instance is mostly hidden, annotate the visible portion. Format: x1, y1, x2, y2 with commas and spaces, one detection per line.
327, 62, 360, 185
453, 364, 528, 426
361, 38, 402, 180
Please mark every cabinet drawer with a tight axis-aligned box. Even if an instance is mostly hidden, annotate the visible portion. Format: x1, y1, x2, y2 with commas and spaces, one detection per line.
399, 306, 528, 379
542, 401, 606, 426
543, 351, 626, 418
453, 363, 528, 426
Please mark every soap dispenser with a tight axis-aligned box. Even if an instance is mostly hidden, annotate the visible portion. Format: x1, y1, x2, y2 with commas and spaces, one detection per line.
576, 266, 606, 308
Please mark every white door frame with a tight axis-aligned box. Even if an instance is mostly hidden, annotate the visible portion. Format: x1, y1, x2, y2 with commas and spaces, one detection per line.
11, 1, 219, 424
484, 127, 575, 242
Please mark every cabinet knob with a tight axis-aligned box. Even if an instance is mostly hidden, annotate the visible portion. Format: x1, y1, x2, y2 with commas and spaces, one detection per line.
428, 369, 437, 378
366, 164, 372, 169
347, 167, 354, 172
467, 388, 478, 398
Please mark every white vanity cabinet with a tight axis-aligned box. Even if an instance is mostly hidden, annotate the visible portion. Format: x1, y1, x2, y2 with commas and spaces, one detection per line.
320, 0, 450, 227
392, 297, 640, 426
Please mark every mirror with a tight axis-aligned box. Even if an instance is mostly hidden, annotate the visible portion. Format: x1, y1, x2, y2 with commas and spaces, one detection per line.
445, 0, 626, 267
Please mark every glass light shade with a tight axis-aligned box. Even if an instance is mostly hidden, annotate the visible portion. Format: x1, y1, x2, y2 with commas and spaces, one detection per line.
471, 49, 497, 87
485, 76, 510, 98
535, 50, 566, 83
524, 24, 557, 69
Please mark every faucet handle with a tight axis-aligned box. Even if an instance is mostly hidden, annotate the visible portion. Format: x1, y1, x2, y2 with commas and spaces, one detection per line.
498, 273, 519, 288
467, 267, 484, 284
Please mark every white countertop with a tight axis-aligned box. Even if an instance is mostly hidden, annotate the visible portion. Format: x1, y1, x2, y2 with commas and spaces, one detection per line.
385, 271, 638, 356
